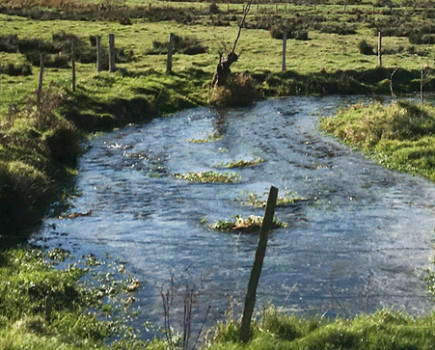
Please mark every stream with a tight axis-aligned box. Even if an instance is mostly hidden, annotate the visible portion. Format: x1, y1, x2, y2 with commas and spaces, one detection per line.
32, 96, 435, 337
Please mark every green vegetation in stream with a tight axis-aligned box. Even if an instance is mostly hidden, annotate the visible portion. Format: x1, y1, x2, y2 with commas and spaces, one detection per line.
321, 101, 435, 182
215, 158, 265, 169
188, 132, 223, 143
173, 171, 241, 183
203, 214, 287, 233
237, 191, 309, 207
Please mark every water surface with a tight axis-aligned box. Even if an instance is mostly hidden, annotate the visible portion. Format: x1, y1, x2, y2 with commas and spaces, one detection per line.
33, 96, 435, 334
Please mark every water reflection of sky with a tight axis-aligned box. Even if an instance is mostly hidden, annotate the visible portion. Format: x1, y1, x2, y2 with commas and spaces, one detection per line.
32, 96, 435, 337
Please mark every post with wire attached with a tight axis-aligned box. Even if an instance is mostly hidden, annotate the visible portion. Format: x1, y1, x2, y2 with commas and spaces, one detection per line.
240, 186, 278, 343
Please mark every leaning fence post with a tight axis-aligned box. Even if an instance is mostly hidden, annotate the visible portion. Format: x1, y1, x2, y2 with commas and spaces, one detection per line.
378, 31, 382, 67
282, 32, 287, 72
37, 54, 45, 107
420, 66, 425, 103
240, 186, 279, 343
71, 41, 76, 91
109, 33, 116, 73
96, 35, 102, 73
166, 33, 174, 74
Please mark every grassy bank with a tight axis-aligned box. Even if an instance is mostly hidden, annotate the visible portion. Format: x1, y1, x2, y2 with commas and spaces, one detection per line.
2, 248, 435, 349
206, 308, 435, 349
320, 101, 435, 182
0, 247, 169, 349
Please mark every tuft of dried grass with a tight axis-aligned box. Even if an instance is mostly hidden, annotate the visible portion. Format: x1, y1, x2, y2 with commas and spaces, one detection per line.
208, 73, 258, 107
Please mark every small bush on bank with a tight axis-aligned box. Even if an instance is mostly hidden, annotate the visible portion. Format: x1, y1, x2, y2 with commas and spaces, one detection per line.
148, 34, 206, 55
358, 40, 375, 55
208, 73, 258, 107
409, 33, 435, 44
209, 2, 220, 14
269, 26, 309, 40
0, 62, 32, 76
0, 34, 19, 53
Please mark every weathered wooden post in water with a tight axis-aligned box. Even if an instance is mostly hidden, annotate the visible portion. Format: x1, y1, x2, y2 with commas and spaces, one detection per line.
240, 186, 278, 343
109, 33, 116, 73
37, 54, 45, 107
96, 35, 102, 73
166, 33, 174, 74
71, 41, 76, 91
282, 32, 287, 72
378, 31, 382, 67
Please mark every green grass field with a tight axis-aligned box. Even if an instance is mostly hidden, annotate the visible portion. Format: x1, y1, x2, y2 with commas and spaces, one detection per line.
0, 1, 435, 348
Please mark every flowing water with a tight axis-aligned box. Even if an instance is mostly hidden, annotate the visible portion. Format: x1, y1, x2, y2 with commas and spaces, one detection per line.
32, 96, 435, 336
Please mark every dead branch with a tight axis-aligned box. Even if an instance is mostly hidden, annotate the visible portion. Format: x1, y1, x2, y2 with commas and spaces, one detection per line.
231, 0, 252, 54
211, 0, 252, 87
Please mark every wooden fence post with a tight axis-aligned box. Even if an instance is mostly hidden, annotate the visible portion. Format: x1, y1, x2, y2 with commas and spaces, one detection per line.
96, 35, 102, 73
166, 33, 174, 74
37, 54, 45, 107
71, 41, 76, 91
282, 32, 287, 72
109, 33, 116, 73
240, 186, 279, 343
389, 66, 399, 99
420, 67, 424, 103
378, 31, 382, 67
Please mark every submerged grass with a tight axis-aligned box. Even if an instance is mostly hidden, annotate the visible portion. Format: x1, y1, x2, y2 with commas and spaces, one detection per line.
321, 101, 435, 182
188, 131, 223, 143
204, 214, 286, 233
215, 158, 265, 169
238, 191, 308, 207
173, 171, 241, 183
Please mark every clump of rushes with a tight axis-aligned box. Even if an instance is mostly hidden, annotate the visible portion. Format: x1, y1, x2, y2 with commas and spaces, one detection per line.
215, 158, 265, 168
173, 171, 240, 183
238, 191, 308, 208
203, 215, 286, 233
188, 131, 223, 143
